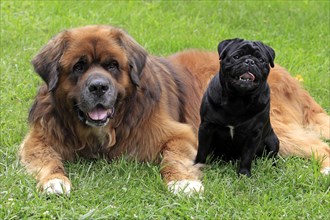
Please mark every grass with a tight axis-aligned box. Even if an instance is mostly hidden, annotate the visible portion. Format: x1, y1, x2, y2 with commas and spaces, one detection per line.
0, 0, 329, 219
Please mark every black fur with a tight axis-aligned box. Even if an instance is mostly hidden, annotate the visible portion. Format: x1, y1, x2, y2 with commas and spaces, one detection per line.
195, 38, 279, 176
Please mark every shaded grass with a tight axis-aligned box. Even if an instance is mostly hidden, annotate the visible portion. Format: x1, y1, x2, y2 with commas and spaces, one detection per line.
1, 0, 329, 219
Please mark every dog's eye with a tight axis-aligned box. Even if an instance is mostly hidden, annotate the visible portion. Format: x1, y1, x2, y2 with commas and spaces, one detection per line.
105, 61, 119, 72
259, 58, 265, 63
233, 55, 240, 59
73, 61, 86, 74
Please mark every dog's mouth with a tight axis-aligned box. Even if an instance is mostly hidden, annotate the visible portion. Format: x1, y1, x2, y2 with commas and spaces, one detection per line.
228, 71, 259, 92
237, 72, 255, 82
77, 104, 115, 127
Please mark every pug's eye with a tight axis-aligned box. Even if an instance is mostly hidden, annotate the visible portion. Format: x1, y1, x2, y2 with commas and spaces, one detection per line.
105, 61, 119, 72
73, 61, 86, 74
259, 57, 265, 63
233, 55, 240, 59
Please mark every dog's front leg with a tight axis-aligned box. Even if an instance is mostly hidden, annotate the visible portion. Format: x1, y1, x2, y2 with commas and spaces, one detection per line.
195, 122, 216, 163
238, 133, 262, 177
160, 125, 204, 196
19, 130, 71, 195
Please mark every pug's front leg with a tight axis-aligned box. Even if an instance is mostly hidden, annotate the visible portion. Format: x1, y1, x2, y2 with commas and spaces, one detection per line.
238, 135, 262, 177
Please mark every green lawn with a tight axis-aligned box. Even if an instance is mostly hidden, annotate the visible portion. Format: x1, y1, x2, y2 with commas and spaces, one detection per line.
1, 0, 329, 219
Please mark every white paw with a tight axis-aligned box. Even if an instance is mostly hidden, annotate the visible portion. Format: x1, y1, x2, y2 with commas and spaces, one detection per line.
167, 180, 204, 196
43, 178, 71, 195
321, 167, 330, 175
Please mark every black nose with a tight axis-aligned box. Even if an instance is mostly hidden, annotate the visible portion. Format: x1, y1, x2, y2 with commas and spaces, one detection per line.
244, 59, 255, 66
88, 78, 110, 97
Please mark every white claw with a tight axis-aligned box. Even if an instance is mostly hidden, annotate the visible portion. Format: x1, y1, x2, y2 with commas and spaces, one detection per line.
167, 180, 204, 196
320, 167, 330, 175
43, 178, 71, 195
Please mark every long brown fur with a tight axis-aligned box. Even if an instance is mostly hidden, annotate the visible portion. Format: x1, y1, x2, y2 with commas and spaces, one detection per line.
20, 26, 330, 194
20, 26, 203, 192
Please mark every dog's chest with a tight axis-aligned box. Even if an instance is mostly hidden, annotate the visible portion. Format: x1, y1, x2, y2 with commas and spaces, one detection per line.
222, 123, 250, 141
226, 125, 235, 139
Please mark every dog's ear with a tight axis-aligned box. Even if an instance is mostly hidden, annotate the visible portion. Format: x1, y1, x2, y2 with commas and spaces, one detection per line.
32, 31, 69, 92
255, 41, 276, 68
265, 45, 275, 68
115, 28, 147, 87
218, 38, 244, 60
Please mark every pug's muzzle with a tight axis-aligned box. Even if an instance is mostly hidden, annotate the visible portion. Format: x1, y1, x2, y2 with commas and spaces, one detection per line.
225, 57, 264, 93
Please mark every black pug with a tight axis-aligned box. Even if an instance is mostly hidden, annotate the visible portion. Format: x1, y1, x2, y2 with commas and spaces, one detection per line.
195, 38, 279, 177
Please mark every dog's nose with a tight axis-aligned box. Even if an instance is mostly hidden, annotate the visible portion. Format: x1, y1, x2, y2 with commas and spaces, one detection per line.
244, 59, 255, 66
88, 78, 110, 97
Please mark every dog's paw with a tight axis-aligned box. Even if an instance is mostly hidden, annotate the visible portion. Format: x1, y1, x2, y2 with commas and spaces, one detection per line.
238, 168, 251, 177
167, 180, 204, 196
43, 178, 71, 195
320, 167, 330, 175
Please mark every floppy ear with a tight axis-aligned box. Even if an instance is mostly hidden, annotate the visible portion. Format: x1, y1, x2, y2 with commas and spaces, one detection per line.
265, 45, 275, 68
255, 41, 276, 68
218, 38, 244, 60
32, 31, 69, 91
115, 28, 147, 87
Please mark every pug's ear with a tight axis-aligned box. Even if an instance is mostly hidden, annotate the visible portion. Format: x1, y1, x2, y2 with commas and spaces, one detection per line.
115, 28, 147, 87
265, 45, 275, 68
218, 38, 244, 60
32, 31, 69, 92
255, 41, 276, 68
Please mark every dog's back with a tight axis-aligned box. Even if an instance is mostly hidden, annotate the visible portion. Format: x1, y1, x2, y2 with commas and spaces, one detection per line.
168, 50, 218, 96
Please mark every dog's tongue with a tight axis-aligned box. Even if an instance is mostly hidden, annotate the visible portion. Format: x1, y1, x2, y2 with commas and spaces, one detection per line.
239, 72, 255, 81
88, 108, 108, 121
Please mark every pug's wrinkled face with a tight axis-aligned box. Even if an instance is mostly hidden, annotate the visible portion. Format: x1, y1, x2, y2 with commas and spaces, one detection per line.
218, 38, 275, 94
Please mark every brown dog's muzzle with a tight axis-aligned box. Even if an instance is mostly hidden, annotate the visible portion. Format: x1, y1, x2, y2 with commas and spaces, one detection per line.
87, 77, 111, 98
77, 71, 117, 127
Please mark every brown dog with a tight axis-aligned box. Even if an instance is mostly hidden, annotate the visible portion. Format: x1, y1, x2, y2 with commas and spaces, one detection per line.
20, 25, 204, 195
20, 25, 330, 195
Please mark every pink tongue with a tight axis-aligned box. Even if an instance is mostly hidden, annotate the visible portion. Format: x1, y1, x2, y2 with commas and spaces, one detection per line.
88, 108, 108, 121
240, 72, 255, 81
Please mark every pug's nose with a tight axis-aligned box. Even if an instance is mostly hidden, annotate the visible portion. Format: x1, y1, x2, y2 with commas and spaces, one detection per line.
244, 59, 255, 66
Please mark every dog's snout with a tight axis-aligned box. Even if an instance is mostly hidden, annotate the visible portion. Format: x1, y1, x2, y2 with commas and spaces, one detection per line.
244, 59, 255, 66
88, 78, 110, 97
